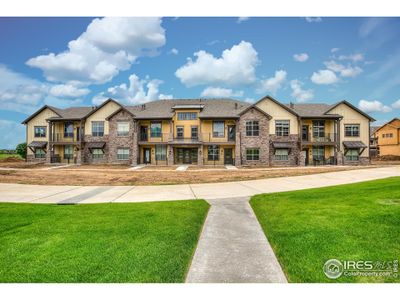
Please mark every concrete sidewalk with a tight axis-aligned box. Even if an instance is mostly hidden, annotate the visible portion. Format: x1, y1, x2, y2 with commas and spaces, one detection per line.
0, 166, 399, 204
186, 197, 287, 283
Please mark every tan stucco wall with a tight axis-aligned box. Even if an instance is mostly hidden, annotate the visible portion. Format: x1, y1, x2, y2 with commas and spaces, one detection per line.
255, 98, 298, 134
203, 145, 235, 165
26, 108, 59, 155
301, 119, 335, 136
85, 101, 120, 135
327, 103, 370, 157
376, 120, 400, 146
172, 109, 201, 139
201, 119, 236, 142
379, 145, 400, 156
138, 120, 171, 142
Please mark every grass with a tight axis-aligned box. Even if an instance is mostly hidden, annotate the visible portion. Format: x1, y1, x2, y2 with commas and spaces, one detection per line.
0, 200, 209, 283
0, 153, 21, 160
250, 177, 400, 283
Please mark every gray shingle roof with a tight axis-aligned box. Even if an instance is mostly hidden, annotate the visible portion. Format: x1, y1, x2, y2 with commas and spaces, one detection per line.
343, 141, 367, 149
285, 103, 341, 118
48, 106, 94, 120
28, 141, 47, 148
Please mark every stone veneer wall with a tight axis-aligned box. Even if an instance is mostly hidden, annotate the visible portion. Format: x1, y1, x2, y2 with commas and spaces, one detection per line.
269, 134, 300, 166
108, 110, 136, 165
236, 108, 270, 166
83, 135, 109, 164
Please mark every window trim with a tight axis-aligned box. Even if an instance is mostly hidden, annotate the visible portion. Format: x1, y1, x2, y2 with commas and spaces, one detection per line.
92, 121, 105, 137
191, 126, 198, 139
117, 148, 130, 160
150, 121, 162, 138
245, 120, 260, 137
64, 122, 74, 138
64, 145, 73, 160
312, 120, 325, 138
274, 148, 289, 161
246, 148, 260, 161
34, 148, 46, 159
117, 121, 130, 137
344, 124, 360, 137
92, 148, 104, 159
176, 126, 184, 139
207, 145, 220, 161
345, 149, 360, 161
34, 126, 47, 138
275, 120, 290, 137
213, 121, 225, 138
155, 144, 167, 161
177, 112, 198, 120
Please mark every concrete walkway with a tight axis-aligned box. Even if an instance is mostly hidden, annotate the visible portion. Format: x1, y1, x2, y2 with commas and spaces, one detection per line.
186, 197, 287, 283
0, 166, 399, 204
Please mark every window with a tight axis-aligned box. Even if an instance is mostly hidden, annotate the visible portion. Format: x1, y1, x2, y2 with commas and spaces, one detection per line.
92, 149, 104, 159
207, 145, 219, 161
117, 122, 129, 136
177, 112, 197, 120
176, 126, 184, 139
274, 149, 289, 161
34, 126, 46, 138
246, 121, 259, 136
246, 148, 260, 161
345, 124, 360, 137
312, 146, 325, 161
64, 122, 74, 138
312, 120, 325, 138
382, 133, 394, 138
155, 145, 167, 161
35, 148, 46, 159
64, 145, 73, 160
150, 122, 162, 138
191, 126, 198, 139
213, 121, 225, 137
275, 120, 290, 137
92, 121, 104, 137
345, 149, 359, 161
117, 148, 129, 160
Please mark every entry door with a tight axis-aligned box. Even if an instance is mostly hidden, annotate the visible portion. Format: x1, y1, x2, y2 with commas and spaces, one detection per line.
140, 126, 148, 141
224, 148, 233, 165
302, 125, 309, 141
143, 148, 151, 164
228, 125, 236, 141
183, 149, 191, 164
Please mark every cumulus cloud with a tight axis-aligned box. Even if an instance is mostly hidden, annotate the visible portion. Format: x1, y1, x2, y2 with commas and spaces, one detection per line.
0, 119, 26, 149
92, 73, 172, 105
338, 53, 364, 62
324, 60, 363, 78
49, 84, 90, 98
237, 17, 250, 23
311, 69, 339, 85
175, 41, 259, 87
391, 99, 400, 109
358, 99, 392, 113
290, 80, 314, 102
293, 53, 309, 62
256, 70, 287, 94
331, 48, 340, 53
305, 17, 322, 23
168, 48, 179, 55
26, 17, 166, 85
200, 87, 243, 98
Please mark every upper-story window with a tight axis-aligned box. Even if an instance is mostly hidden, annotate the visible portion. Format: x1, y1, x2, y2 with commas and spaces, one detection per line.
246, 121, 259, 136
34, 126, 46, 138
176, 126, 184, 139
382, 133, 394, 138
345, 124, 360, 137
150, 122, 162, 138
213, 121, 225, 137
64, 122, 73, 138
92, 121, 104, 137
312, 120, 325, 138
275, 120, 290, 137
177, 112, 197, 120
191, 126, 198, 139
117, 122, 129, 136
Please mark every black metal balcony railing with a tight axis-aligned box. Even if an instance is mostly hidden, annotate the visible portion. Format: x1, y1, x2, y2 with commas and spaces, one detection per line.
52, 133, 80, 143
302, 133, 337, 143
201, 133, 236, 143
139, 133, 170, 142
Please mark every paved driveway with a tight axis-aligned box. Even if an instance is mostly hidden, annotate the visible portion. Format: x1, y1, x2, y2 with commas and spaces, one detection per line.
0, 166, 399, 204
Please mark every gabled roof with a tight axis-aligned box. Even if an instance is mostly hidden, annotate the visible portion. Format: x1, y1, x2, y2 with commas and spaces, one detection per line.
325, 100, 376, 121
254, 95, 299, 117
83, 98, 122, 119
375, 118, 400, 133
238, 104, 272, 119
285, 103, 342, 118
21, 105, 62, 124
47, 106, 93, 120
105, 106, 135, 120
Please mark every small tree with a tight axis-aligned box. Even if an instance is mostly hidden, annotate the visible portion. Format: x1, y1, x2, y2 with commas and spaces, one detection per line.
16, 143, 27, 159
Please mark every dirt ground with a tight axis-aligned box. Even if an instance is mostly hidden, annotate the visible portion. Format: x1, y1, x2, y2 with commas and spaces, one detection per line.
0, 165, 380, 186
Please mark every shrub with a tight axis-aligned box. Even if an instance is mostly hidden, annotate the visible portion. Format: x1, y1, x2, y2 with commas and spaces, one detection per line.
15, 143, 27, 159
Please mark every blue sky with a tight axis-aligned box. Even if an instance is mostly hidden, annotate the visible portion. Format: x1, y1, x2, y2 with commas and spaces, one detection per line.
0, 17, 399, 148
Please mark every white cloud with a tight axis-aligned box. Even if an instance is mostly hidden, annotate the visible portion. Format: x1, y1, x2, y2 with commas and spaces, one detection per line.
168, 48, 179, 55
338, 53, 364, 62
256, 70, 287, 94
293, 53, 309, 62
359, 18, 387, 38
92, 73, 172, 105
324, 60, 363, 77
237, 17, 250, 23
331, 48, 340, 53
391, 99, 400, 109
175, 41, 259, 87
49, 84, 90, 98
200, 87, 243, 98
358, 99, 392, 113
311, 69, 339, 85
290, 80, 314, 102
0, 119, 26, 149
305, 17, 322, 23
26, 17, 166, 85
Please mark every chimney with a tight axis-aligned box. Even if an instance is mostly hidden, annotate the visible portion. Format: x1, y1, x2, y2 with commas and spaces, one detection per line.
235, 103, 238, 109
289, 102, 294, 109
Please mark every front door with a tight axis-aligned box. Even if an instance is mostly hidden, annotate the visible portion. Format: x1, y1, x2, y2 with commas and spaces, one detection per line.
143, 148, 151, 164
224, 148, 233, 165
302, 125, 309, 141
228, 125, 236, 141
140, 126, 148, 141
302, 149, 309, 166
76, 127, 80, 141
183, 149, 191, 164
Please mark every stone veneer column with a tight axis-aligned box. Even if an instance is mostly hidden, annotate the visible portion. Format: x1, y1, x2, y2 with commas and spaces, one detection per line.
198, 146, 203, 165
131, 120, 138, 166
235, 120, 241, 167
167, 145, 174, 165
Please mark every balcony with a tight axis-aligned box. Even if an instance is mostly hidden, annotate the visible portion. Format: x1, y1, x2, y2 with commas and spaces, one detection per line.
51, 133, 81, 144
200, 133, 236, 144
171, 135, 201, 144
302, 133, 337, 145
139, 133, 170, 143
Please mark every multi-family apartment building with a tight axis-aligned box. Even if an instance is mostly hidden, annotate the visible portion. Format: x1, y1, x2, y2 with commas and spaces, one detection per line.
373, 118, 400, 157
22, 96, 375, 166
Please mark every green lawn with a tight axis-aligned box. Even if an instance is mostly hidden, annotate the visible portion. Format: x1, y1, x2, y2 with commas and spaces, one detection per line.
0, 200, 209, 283
0, 153, 21, 160
250, 177, 400, 283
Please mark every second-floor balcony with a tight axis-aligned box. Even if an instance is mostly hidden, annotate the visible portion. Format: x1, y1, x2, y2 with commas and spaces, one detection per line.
302, 133, 337, 144
51, 132, 81, 144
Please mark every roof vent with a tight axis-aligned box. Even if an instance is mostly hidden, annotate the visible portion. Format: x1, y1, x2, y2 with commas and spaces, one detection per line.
91, 106, 97, 110
289, 102, 294, 109
235, 103, 238, 109
141, 104, 146, 110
